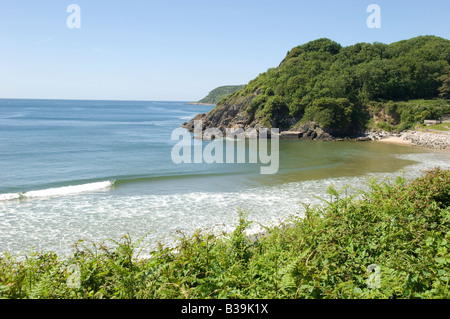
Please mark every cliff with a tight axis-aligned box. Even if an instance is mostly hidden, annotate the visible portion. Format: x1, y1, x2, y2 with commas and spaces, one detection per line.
183, 36, 450, 140
189, 85, 245, 105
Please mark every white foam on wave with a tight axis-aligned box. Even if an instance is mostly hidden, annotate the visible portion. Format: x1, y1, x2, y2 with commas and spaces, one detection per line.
0, 193, 21, 201
0, 181, 114, 202
393, 152, 450, 172
23, 181, 114, 198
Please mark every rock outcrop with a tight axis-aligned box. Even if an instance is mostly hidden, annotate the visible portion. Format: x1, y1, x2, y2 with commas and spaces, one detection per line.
182, 95, 354, 141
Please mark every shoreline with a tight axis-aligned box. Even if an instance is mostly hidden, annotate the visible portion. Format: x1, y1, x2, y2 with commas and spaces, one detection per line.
376, 136, 414, 146
184, 120, 450, 152
186, 102, 216, 106
372, 130, 450, 152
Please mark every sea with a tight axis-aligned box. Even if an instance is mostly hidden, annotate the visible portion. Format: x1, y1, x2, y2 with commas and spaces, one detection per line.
1, 98, 449, 257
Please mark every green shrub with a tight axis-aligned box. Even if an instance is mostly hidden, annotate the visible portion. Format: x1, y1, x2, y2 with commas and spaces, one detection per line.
288, 100, 307, 118
303, 97, 353, 129
376, 121, 394, 132
246, 94, 267, 115
261, 96, 289, 118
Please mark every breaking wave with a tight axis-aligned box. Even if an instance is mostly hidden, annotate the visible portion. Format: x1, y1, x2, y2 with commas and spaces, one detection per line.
0, 181, 114, 201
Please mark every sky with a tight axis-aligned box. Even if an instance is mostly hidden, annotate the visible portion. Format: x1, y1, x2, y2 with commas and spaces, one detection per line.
0, 0, 449, 101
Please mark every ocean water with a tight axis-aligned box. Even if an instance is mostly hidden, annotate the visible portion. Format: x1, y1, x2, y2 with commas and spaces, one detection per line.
1, 99, 449, 256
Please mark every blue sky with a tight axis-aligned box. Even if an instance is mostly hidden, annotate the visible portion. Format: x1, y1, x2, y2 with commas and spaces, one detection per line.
0, 0, 449, 101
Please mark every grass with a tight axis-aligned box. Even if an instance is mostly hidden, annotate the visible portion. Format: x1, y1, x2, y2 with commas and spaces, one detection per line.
422, 123, 450, 132
1, 168, 449, 299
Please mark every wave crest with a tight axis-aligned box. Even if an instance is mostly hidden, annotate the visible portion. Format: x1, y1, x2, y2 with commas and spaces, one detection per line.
0, 181, 114, 201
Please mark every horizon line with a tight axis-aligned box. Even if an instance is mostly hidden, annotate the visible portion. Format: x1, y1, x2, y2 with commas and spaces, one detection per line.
0, 97, 198, 103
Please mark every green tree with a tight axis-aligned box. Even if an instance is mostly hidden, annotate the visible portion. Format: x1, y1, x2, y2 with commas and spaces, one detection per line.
303, 97, 353, 129
262, 96, 289, 118
437, 66, 450, 99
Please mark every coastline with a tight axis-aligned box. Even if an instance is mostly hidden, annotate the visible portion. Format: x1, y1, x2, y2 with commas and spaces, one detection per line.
373, 130, 450, 152
183, 116, 450, 153
374, 136, 449, 155
187, 102, 216, 106
376, 136, 413, 146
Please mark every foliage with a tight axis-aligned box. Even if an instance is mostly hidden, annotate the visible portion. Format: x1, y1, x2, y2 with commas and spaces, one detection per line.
437, 66, 450, 99
303, 97, 354, 129
197, 85, 245, 104
420, 123, 450, 132
1, 169, 449, 299
367, 99, 450, 131
218, 36, 450, 132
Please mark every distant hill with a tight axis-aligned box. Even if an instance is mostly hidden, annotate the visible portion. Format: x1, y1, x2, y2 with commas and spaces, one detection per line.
192, 85, 245, 105
184, 36, 450, 138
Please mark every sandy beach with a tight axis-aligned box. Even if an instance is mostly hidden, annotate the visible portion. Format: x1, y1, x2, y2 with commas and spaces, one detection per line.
377, 136, 413, 146
375, 130, 450, 152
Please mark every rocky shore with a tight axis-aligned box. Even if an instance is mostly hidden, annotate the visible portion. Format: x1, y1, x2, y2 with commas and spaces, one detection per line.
367, 130, 450, 150
182, 115, 450, 150
401, 130, 450, 150
182, 117, 362, 141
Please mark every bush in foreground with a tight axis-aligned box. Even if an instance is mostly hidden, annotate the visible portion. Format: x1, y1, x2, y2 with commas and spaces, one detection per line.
1, 168, 449, 299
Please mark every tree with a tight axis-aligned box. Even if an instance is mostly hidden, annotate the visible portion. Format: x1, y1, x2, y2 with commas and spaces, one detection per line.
437, 66, 450, 99
303, 97, 353, 129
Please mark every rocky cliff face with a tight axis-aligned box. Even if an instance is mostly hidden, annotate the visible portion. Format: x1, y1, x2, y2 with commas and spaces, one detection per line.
183, 93, 256, 133
182, 91, 361, 140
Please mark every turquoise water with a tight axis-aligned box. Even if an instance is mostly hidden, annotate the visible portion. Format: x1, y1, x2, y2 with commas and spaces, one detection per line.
1, 99, 449, 256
